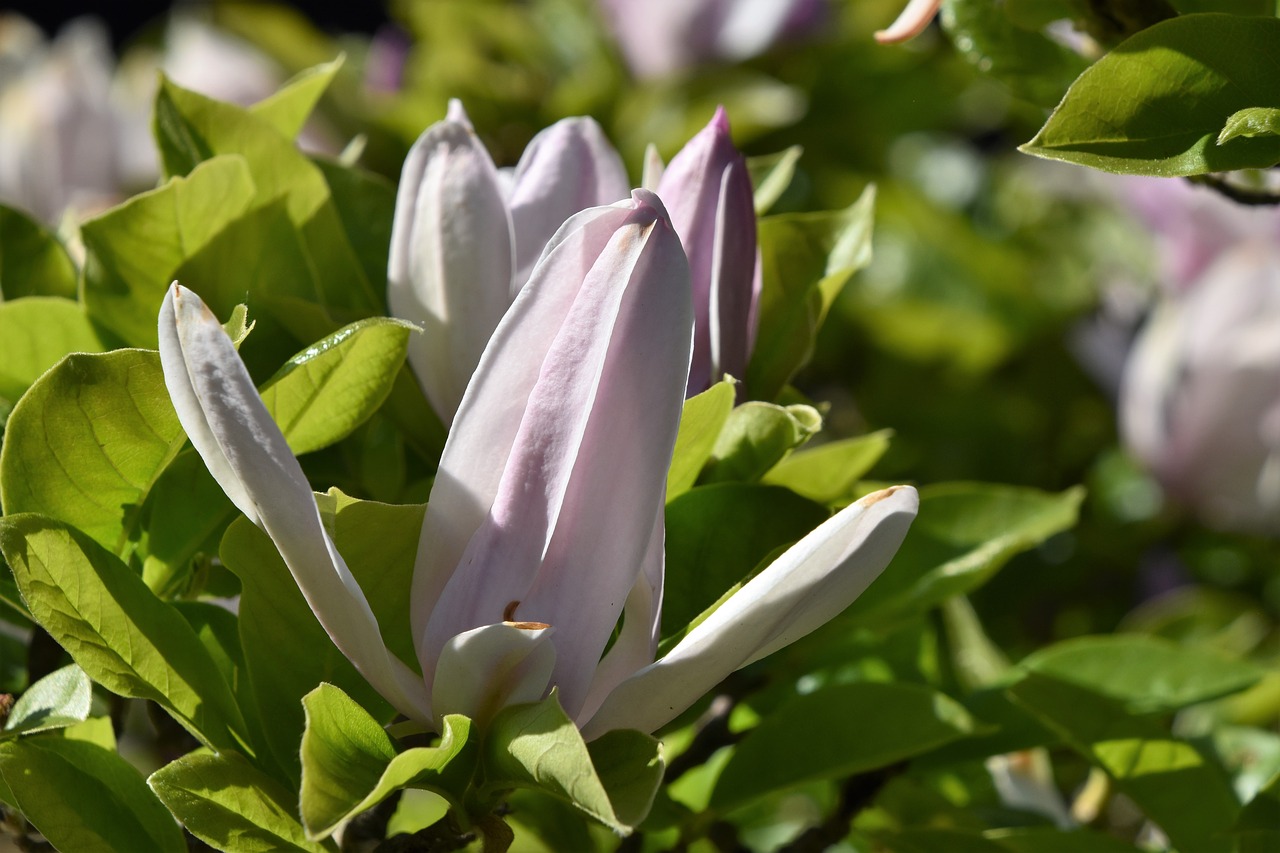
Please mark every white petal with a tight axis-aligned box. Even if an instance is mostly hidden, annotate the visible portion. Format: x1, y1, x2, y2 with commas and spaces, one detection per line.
580, 486, 918, 738
159, 284, 431, 722
874, 0, 942, 44
431, 622, 556, 723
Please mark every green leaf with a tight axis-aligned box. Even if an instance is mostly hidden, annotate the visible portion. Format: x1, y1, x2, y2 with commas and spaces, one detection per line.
986, 827, 1145, 852
484, 693, 662, 834
1218, 107, 1280, 145
149, 750, 330, 853
300, 683, 476, 840
250, 57, 343, 140
940, 0, 1088, 107
0, 298, 106, 412
884, 829, 1008, 853
1008, 673, 1240, 853
663, 484, 828, 638
1, 664, 91, 738
747, 146, 803, 215
313, 157, 396, 292
220, 492, 424, 779
667, 379, 735, 500
747, 186, 875, 399
850, 483, 1084, 624
0, 514, 246, 751
711, 682, 977, 811
0, 737, 185, 853
1021, 14, 1280, 175
1018, 635, 1263, 714
1233, 772, 1280, 853
761, 430, 892, 505
0, 204, 77, 300
0, 350, 182, 557
261, 318, 414, 456
153, 75, 380, 315
702, 401, 822, 484
139, 451, 236, 596
81, 156, 258, 347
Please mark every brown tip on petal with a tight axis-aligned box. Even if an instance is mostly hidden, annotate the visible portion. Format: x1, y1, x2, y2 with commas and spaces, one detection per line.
503, 600, 520, 622
858, 485, 907, 507
506, 620, 552, 631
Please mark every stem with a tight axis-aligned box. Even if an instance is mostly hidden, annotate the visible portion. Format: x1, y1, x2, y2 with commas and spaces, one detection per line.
1187, 174, 1280, 207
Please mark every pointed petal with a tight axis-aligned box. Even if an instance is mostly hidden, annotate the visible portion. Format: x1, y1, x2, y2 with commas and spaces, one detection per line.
874, 0, 942, 45
414, 191, 693, 719
641, 143, 665, 191
508, 116, 630, 289
580, 486, 918, 738
656, 107, 757, 394
387, 103, 515, 425
432, 622, 556, 723
159, 284, 431, 722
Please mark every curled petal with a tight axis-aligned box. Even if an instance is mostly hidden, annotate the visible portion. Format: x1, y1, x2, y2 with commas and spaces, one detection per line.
387, 99, 515, 425
874, 0, 942, 45
159, 284, 431, 722
580, 485, 918, 738
508, 116, 630, 289
414, 190, 693, 719
432, 622, 556, 723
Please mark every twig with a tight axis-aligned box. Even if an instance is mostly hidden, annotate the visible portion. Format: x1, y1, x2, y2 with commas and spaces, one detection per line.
1187, 174, 1280, 207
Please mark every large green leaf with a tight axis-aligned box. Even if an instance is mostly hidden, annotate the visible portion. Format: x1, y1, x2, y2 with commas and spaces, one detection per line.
0, 736, 185, 853
0, 204, 77, 301
1018, 634, 1263, 714
300, 683, 475, 840
250, 57, 343, 140
663, 483, 828, 638
1, 664, 91, 738
0, 298, 105, 415
747, 186, 875, 399
667, 379, 735, 500
220, 491, 423, 779
260, 317, 414, 456
711, 682, 977, 812
483, 694, 663, 834
149, 750, 331, 853
849, 483, 1084, 624
1008, 673, 1240, 853
139, 451, 236, 596
1021, 14, 1280, 175
0, 350, 182, 557
761, 430, 892, 505
0, 514, 246, 751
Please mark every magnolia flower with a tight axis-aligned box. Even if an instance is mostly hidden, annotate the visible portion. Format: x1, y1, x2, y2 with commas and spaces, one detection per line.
160, 190, 917, 737
1121, 240, 1280, 535
875, 0, 942, 45
599, 0, 827, 80
651, 107, 760, 396
388, 100, 629, 424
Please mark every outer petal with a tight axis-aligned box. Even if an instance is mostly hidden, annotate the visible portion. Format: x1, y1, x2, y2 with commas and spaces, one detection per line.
159, 285, 431, 722
656, 107, 757, 394
580, 485, 918, 738
508, 116, 630, 289
432, 622, 556, 724
413, 190, 693, 719
874, 0, 942, 45
387, 99, 515, 425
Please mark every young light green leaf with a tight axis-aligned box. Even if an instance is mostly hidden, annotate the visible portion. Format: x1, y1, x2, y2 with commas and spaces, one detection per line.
0, 204, 77, 301
0, 350, 183, 557
0, 737, 185, 853
747, 146, 803, 215
81, 156, 257, 347
250, 56, 343, 141
702, 401, 822, 484
300, 683, 476, 840
149, 749, 331, 853
663, 483, 828, 638
667, 379, 736, 499
711, 682, 977, 812
1021, 14, 1280, 175
1009, 674, 1240, 853
1218, 107, 1280, 145
260, 318, 415, 456
483, 694, 662, 834
761, 430, 893, 505
0, 514, 247, 751
1, 664, 90, 738
748, 186, 875, 399
849, 483, 1084, 624
1018, 634, 1263, 714
0, 298, 106, 411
